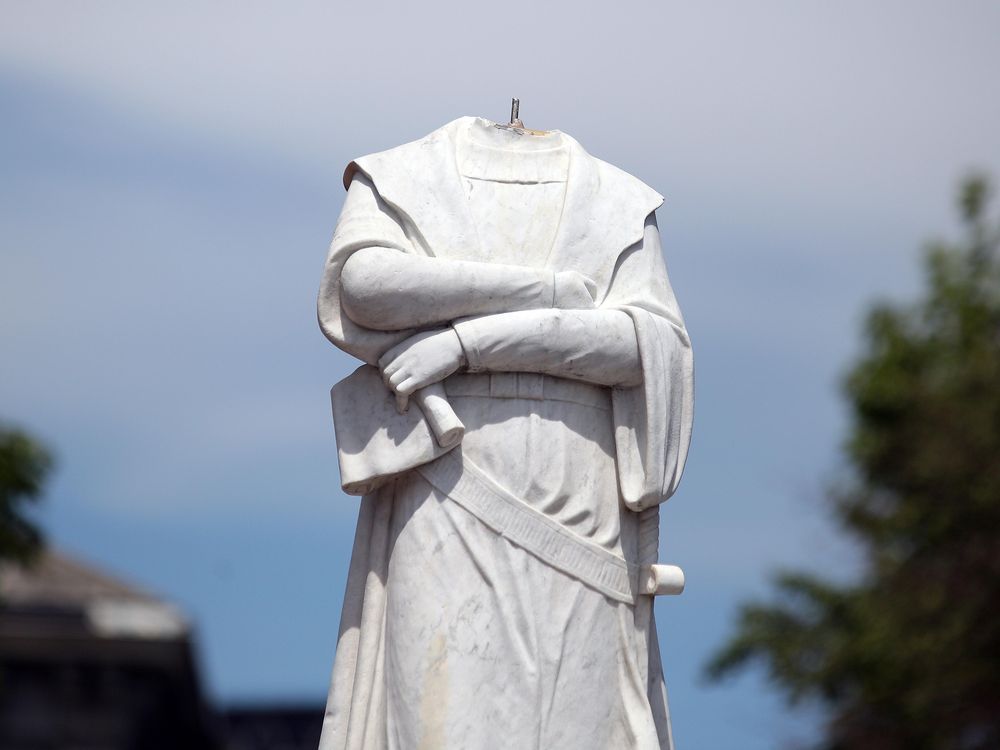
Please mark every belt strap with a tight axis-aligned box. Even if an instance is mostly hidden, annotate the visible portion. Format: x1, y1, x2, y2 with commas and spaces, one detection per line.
445, 372, 610, 411
416, 450, 638, 604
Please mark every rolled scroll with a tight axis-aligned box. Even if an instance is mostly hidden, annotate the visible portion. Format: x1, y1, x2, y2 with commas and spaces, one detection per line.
331, 365, 464, 496
413, 382, 465, 448
640, 564, 686, 596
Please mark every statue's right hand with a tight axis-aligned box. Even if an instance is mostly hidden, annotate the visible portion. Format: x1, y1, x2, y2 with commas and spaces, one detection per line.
553, 271, 598, 310
378, 328, 466, 413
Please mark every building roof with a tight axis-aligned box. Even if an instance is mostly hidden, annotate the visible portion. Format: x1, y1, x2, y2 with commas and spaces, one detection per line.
0, 549, 156, 607
0, 549, 187, 639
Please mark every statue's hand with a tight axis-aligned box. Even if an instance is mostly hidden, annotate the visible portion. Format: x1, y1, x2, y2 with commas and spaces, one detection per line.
379, 329, 466, 412
553, 270, 597, 309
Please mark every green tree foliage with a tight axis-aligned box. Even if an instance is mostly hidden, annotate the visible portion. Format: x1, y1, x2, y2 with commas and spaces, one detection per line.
0, 426, 51, 565
706, 176, 1000, 750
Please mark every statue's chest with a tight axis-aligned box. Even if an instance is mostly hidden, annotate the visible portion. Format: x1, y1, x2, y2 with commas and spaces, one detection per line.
458, 175, 568, 269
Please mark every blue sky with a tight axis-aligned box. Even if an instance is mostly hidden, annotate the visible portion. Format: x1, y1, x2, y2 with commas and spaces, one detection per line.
2, 2, 999, 747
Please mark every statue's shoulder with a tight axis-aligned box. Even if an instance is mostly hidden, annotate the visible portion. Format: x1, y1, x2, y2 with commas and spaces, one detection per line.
342, 118, 469, 190
589, 153, 664, 214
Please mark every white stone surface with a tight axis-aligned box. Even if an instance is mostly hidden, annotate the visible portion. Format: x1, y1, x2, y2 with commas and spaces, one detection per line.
316, 117, 694, 749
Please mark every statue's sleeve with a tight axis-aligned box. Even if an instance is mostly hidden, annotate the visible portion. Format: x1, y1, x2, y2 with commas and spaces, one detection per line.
317, 174, 419, 365
603, 213, 694, 511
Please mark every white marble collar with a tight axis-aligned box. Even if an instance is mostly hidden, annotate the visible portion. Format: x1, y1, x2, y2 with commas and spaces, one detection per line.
457, 118, 569, 184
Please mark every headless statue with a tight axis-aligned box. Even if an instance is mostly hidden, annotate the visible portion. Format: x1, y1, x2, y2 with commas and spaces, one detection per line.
316, 111, 694, 750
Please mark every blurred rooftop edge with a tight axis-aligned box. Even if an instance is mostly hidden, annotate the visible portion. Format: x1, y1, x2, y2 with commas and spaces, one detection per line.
0, 549, 323, 750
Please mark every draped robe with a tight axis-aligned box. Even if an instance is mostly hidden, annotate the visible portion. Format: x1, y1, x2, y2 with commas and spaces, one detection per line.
317, 117, 694, 750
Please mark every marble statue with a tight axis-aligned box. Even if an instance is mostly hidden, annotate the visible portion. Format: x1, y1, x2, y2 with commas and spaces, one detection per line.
316, 116, 694, 750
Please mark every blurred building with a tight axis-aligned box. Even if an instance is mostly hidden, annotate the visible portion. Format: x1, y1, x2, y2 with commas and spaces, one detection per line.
0, 550, 218, 749
220, 705, 325, 750
0, 550, 323, 750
